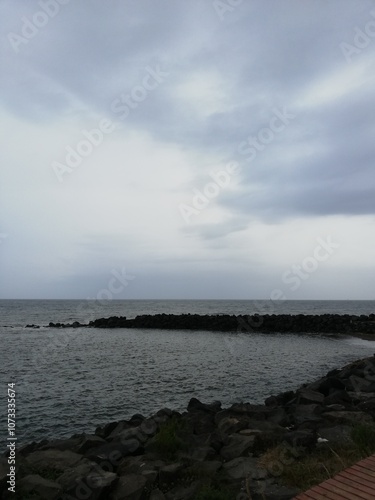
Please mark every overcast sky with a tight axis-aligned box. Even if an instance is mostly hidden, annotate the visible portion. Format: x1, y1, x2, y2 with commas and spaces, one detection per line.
1, 0, 375, 300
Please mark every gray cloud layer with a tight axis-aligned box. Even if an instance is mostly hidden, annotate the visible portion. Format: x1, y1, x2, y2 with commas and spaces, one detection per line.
1, 0, 375, 298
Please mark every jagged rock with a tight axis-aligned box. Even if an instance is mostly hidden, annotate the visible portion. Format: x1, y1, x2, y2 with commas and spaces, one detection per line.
57, 461, 117, 499
239, 429, 263, 437
111, 473, 147, 500
38, 436, 82, 452
296, 388, 324, 405
185, 445, 217, 461
265, 390, 295, 407
18, 474, 62, 499
220, 434, 255, 461
252, 430, 286, 455
358, 397, 375, 413
186, 460, 222, 476
117, 456, 149, 476
187, 398, 221, 413
317, 376, 346, 395
95, 420, 122, 439
86, 439, 143, 468
164, 480, 201, 500
141, 469, 158, 485
323, 389, 352, 406
251, 478, 299, 500
75, 434, 107, 454
184, 411, 216, 435
318, 425, 353, 444
158, 462, 184, 485
25, 449, 83, 470
149, 489, 166, 500
140, 418, 158, 437
283, 430, 316, 451
323, 410, 374, 425
112, 427, 148, 444
267, 407, 289, 426
223, 456, 266, 480
217, 416, 246, 435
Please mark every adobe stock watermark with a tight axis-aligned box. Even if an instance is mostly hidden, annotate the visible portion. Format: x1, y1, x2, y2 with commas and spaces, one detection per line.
8, 0, 71, 54
237, 107, 296, 162
178, 162, 240, 223
178, 106, 296, 224
340, 10, 375, 62
227, 235, 340, 350
20, 266, 135, 396
51, 65, 169, 183
213, 0, 244, 21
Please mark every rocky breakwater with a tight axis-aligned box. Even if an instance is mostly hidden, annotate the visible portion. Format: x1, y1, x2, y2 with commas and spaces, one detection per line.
47, 313, 375, 335
3, 355, 375, 499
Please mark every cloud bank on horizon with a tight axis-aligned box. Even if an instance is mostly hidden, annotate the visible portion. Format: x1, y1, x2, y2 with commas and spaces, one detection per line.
1, 0, 375, 300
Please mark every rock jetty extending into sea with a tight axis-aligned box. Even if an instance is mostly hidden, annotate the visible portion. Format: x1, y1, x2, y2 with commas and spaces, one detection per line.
3, 355, 375, 499
45, 312, 375, 335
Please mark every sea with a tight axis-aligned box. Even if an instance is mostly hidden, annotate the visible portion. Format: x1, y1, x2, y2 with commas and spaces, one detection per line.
1, 299, 375, 449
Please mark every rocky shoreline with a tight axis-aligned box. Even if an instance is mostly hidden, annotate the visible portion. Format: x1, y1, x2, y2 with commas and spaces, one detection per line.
42, 313, 375, 335
2, 355, 375, 499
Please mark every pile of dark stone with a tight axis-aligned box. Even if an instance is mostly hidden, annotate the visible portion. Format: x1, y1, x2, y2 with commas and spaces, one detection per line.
46, 313, 375, 335
2, 355, 375, 499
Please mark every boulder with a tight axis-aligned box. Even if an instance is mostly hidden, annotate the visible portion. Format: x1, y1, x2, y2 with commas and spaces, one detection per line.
296, 388, 324, 405
25, 449, 83, 471
38, 436, 82, 452
283, 430, 316, 452
149, 489, 167, 500
318, 425, 353, 444
18, 474, 62, 499
220, 434, 255, 461
187, 398, 221, 413
140, 418, 158, 437
85, 439, 143, 469
111, 474, 147, 500
158, 462, 184, 485
117, 456, 149, 476
217, 416, 247, 435
223, 456, 266, 480
323, 410, 374, 426
57, 461, 117, 499
95, 420, 122, 439
323, 390, 352, 406
164, 480, 201, 500
76, 434, 107, 454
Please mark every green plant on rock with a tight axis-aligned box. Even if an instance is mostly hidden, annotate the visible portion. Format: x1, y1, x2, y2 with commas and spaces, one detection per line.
152, 416, 187, 458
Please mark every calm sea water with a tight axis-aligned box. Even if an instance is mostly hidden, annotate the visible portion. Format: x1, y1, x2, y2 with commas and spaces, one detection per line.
1, 300, 375, 448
